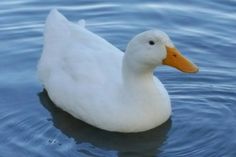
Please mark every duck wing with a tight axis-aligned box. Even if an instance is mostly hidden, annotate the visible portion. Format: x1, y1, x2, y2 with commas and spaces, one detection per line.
38, 9, 123, 89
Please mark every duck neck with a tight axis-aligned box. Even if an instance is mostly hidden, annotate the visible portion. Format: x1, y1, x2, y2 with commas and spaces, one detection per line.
122, 55, 156, 90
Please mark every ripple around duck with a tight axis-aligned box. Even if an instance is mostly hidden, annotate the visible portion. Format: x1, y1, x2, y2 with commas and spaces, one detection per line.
0, 0, 236, 156
37, 90, 173, 157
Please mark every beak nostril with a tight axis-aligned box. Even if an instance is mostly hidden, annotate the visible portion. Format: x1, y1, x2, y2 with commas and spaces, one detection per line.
173, 54, 177, 58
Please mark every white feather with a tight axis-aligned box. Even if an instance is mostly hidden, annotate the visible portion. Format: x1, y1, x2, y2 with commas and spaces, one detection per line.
38, 9, 172, 132
78, 19, 86, 27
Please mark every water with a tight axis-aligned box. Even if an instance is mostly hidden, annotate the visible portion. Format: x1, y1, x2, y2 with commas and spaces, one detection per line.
0, 0, 236, 156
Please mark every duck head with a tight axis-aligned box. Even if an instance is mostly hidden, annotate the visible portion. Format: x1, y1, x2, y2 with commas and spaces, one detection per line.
125, 30, 199, 73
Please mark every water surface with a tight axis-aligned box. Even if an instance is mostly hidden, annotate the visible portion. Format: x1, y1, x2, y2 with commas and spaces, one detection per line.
0, 0, 236, 156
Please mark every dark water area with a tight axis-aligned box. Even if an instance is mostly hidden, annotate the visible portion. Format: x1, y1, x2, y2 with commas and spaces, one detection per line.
0, 0, 236, 156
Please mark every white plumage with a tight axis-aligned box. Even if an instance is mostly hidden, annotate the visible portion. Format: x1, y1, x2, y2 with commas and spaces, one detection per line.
38, 9, 198, 132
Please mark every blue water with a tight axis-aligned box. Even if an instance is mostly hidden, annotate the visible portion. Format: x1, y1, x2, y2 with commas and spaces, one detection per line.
0, 0, 236, 156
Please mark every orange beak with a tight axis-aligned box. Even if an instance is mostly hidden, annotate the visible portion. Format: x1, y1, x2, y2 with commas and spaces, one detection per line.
163, 46, 199, 73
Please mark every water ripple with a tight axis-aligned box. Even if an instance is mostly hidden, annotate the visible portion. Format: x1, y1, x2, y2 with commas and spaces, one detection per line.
0, 0, 236, 156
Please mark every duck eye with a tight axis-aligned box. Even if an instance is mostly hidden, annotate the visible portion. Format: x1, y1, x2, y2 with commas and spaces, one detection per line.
149, 40, 155, 45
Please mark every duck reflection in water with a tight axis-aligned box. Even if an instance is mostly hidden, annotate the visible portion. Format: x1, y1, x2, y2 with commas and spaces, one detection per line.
38, 90, 172, 157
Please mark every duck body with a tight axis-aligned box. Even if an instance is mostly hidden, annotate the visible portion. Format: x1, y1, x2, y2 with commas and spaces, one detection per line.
38, 10, 198, 132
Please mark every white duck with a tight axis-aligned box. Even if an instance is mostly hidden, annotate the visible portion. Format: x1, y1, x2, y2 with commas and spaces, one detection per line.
38, 9, 198, 133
